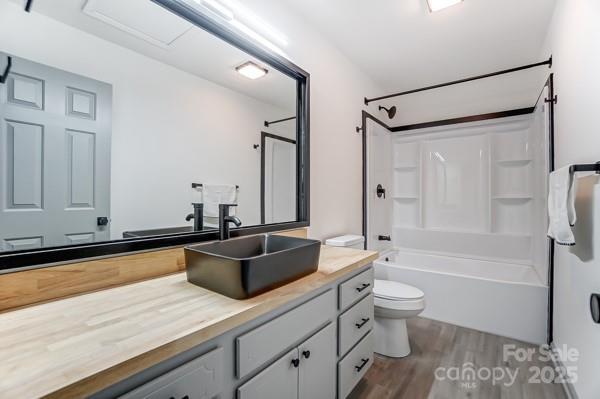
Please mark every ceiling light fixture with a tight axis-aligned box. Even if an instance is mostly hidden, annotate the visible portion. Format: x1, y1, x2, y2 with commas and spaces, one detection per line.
220, 0, 289, 47
236, 61, 268, 79
189, 0, 288, 57
426, 0, 463, 12
201, 0, 234, 21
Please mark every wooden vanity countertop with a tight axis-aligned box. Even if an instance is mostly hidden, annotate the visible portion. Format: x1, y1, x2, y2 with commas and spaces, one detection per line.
0, 245, 378, 398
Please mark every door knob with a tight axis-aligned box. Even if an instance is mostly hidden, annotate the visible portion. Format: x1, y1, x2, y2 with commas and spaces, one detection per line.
97, 217, 109, 226
291, 358, 300, 368
302, 350, 311, 359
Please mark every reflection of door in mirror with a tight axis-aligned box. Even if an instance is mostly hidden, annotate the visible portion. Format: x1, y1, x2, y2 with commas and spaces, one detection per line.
0, 0, 298, 253
0, 54, 112, 251
261, 133, 296, 224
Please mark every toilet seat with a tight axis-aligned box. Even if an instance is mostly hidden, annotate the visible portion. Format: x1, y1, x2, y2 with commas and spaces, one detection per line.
374, 279, 424, 301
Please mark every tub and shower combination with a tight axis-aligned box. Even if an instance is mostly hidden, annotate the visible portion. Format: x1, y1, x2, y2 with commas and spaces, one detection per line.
366, 112, 551, 344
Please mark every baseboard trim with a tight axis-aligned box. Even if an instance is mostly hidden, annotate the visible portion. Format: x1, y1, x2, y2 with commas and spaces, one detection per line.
550, 342, 579, 399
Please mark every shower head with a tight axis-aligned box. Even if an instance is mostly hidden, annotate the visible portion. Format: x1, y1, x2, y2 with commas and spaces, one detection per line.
378, 105, 397, 119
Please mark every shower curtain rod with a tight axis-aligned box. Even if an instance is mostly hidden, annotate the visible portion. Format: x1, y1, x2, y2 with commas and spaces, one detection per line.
264, 116, 296, 127
364, 56, 553, 105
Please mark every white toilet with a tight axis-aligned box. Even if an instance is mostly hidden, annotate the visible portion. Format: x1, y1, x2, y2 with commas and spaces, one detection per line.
325, 235, 426, 358
373, 279, 425, 358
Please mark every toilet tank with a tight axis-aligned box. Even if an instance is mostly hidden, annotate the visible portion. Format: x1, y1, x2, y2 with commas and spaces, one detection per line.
325, 235, 365, 250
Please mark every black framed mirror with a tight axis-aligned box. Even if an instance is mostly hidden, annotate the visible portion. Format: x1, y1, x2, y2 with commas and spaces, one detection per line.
0, 0, 309, 271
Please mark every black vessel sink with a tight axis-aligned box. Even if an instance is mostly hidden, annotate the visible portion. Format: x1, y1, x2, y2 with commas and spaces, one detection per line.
184, 234, 321, 299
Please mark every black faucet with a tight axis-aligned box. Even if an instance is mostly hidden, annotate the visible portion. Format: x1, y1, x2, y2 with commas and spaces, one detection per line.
185, 203, 204, 232
219, 204, 242, 240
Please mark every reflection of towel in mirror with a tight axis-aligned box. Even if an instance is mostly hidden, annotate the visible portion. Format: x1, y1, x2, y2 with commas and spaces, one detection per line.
203, 184, 238, 218
548, 166, 577, 245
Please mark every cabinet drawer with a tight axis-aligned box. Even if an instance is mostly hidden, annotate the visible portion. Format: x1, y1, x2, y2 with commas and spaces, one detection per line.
339, 268, 373, 311
338, 332, 374, 399
338, 293, 374, 357
120, 347, 223, 399
236, 289, 335, 378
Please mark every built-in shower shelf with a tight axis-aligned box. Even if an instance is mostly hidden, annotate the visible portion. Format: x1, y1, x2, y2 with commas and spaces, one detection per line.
394, 165, 418, 170
494, 159, 532, 165
493, 196, 532, 200
393, 195, 419, 200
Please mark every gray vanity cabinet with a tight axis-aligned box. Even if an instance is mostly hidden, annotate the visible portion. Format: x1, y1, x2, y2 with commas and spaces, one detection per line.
107, 266, 374, 399
238, 323, 336, 399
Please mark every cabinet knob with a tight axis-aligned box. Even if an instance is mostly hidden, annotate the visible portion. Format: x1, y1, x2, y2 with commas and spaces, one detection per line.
356, 283, 371, 293
355, 317, 370, 329
291, 358, 300, 368
302, 350, 311, 359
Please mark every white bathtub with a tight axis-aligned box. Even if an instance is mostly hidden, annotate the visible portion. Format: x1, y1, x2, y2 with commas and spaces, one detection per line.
374, 249, 549, 344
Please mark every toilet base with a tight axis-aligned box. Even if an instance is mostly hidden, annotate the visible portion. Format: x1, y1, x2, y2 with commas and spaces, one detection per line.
374, 317, 411, 358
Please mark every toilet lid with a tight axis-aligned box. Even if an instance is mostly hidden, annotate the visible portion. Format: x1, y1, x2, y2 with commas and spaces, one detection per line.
374, 279, 424, 300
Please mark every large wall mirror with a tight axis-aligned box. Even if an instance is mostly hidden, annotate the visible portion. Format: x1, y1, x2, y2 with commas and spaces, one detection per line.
0, 0, 309, 270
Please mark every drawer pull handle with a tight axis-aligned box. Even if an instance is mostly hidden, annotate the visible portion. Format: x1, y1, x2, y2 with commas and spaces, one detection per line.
355, 358, 370, 372
356, 283, 371, 293
355, 317, 370, 329
291, 358, 300, 368
302, 350, 311, 359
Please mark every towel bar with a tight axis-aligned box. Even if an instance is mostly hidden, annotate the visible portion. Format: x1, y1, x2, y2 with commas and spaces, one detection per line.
569, 162, 600, 175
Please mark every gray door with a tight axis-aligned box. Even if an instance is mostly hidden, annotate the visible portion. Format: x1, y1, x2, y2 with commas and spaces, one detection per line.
299, 323, 336, 399
0, 54, 111, 251
237, 347, 299, 399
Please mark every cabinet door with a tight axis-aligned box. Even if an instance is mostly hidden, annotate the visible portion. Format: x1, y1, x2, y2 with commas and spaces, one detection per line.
237, 348, 299, 399
298, 323, 336, 399
120, 348, 223, 399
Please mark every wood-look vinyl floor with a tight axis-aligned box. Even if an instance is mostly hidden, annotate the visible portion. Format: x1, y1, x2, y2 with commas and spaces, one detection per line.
349, 318, 568, 399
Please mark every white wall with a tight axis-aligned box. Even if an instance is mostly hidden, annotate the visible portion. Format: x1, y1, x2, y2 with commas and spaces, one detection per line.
0, 1, 295, 239
377, 67, 550, 127
541, 0, 600, 398
224, 0, 383, 241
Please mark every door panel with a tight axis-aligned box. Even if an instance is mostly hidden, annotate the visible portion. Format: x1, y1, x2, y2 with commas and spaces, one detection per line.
6, 120, 44, 209
237, 347, 299, 399
4, 236, 43, 251
0, 54, 112, 251
299, 323, 336, 399
7, 72, 44, 109
66, 129, 95, 208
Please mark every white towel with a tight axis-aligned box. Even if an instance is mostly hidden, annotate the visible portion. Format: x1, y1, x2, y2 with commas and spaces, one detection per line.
547, 166, 578, 245
202, 184, 238, 218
